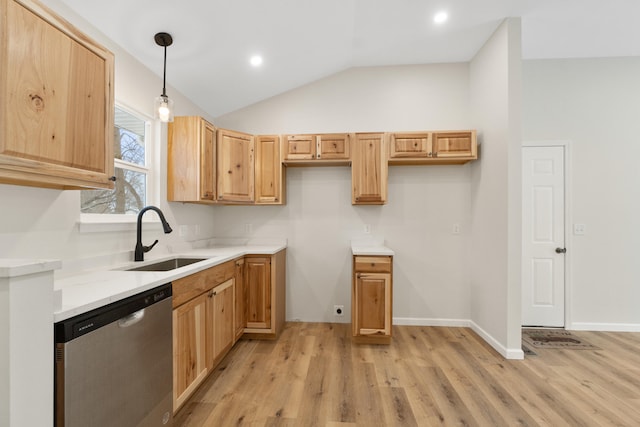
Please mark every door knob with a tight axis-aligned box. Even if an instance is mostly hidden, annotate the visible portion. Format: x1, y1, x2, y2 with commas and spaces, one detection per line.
555, 247, 567, 254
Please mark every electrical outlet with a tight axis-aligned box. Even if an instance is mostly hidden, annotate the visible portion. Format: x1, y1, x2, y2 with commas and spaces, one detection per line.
244, 223, 253, 234
334, 305, 344, 316
574, 223, 586, 235
364, 224, 371, 234
179, 225, 189, 237
453, 223, 461, 234
194, 224, 201, 235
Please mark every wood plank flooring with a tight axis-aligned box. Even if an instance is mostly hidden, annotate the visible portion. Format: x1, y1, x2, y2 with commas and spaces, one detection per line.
174, 323, 640, 426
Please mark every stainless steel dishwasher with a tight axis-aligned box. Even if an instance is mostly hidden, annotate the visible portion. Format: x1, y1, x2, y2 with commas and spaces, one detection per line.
55, 283, 173, 427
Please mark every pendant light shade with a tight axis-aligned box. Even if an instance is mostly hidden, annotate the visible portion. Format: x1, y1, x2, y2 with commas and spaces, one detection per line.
154, 32, 174, 122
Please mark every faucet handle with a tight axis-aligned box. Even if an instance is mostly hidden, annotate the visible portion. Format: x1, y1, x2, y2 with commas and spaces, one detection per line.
143, 240, 159, 253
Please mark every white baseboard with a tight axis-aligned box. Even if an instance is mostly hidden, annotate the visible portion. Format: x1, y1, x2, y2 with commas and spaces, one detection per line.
469, 321, 524, 360
393, 317, 471, 327
569, 322, 640, 332
392, 317, 524, 360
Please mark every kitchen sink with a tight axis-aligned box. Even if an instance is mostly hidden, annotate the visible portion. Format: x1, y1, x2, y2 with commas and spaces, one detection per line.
127, 257, 207, 272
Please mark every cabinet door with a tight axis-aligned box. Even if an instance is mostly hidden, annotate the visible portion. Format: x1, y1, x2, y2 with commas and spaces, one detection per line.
255, 135, 283, 204
282, 134, 316, 160
432, 131, 477, 159
351, 133, 388, 205
200, 122, 216, 200
168, 116, 217, 202
317, 133, 351, 160
245, 257, 271, 329
353, 272, 392, 337
217, 129, 255, 203
0, 0, 114, 189
389, 132, 431, 158
234, 259, 246, 340
173, 294, 208, 411
207, 279, 235, 369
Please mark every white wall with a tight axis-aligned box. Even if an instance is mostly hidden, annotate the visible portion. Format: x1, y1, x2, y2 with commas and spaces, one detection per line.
0, 0, 217, 265
523, 57, 640, 331
469, 18, 523, 358
215, 64, 474, 324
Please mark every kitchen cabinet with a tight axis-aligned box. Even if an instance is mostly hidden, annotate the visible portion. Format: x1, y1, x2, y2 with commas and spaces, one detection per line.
0, 0, 115, 190
255, 135, 285, 204
167, 116, 217, 203
244, 249, 286, 339
172, 260, 235, 411
351, 133, 388, 205
352, 255, 393, 344
173, 293, 208, 410
217, 128, 255, 203
282, 133, 352, 165
206, 279, 235, 369
234, 258, 246, 341
388, 130, 477, 165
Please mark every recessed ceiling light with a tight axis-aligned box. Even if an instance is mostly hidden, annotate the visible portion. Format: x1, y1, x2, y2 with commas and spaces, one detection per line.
433, 11, 448, 24
250, 55, 263, 67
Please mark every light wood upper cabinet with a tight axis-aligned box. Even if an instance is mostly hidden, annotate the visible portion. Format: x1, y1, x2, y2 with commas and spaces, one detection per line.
282, 134, 316, 161
283, 133, 352, 165
432, 131, 477, 159
255, 135, 285, 205
217, 128, 255, 203
352, 255, 392, 344
168, 116, 216, 203
0, 0, 115, 189
351, 133, 388, 205
388, 130, 477, 165
389, 132, 431, 159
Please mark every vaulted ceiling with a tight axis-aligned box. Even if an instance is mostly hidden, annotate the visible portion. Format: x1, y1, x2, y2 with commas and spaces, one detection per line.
59, 0, 640, 117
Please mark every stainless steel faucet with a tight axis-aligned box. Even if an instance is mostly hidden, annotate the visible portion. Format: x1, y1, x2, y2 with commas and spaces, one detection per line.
135, 206, 173, 261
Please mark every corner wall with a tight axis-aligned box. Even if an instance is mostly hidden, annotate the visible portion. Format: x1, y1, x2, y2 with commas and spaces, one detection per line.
469, 18, 523, 358
215, 64, 474, 324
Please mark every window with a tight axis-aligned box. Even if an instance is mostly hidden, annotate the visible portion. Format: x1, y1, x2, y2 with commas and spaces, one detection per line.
81, 106, 152, 215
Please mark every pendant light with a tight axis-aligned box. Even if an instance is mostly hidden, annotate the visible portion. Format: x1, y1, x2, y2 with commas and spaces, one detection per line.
154, 32, 174, 122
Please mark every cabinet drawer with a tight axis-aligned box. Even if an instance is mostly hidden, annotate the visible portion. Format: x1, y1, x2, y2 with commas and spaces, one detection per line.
354, 256, 392, 273
172, 260, 236, 308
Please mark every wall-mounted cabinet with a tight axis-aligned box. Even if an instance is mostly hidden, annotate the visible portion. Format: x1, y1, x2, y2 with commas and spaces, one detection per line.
351, 133, 387, 205
283, 133, 352, 165
388, 130, 477, 165
255, 135, 285, 205
168, 116, 217, 203
0, 0, 115, 190
216, 128, 255, 203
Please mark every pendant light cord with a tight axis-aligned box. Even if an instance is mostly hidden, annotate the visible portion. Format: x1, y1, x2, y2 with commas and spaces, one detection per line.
162, 44, 167, 97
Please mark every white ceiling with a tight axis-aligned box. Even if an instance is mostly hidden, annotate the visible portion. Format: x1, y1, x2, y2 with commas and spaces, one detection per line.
60, 0, 640, 117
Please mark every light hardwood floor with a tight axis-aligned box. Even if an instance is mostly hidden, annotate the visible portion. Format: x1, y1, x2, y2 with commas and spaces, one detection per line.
174, 323, 640, 426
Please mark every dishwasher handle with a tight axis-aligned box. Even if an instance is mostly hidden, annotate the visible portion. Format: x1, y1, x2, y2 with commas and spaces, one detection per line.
118, 309, 145, 328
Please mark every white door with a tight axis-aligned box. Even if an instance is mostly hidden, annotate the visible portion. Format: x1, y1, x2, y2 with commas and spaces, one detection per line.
522, 146, 565, 327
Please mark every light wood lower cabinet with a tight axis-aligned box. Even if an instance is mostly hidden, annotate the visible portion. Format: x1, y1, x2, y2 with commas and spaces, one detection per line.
234, 258, 246, 340
244, 249, 286, 339
352, 255, 393, 344
172, 251, 286, 412
206, 279, 235, 369
173, 293, 208, 410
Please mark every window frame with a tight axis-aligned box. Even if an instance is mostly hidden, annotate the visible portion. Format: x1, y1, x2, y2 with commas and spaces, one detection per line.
79, 102, 159, 232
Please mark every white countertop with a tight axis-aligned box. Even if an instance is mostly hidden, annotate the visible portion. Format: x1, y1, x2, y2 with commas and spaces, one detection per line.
350, 236, 394, 256
53, 243, 286, 323
0, 259, 62, 278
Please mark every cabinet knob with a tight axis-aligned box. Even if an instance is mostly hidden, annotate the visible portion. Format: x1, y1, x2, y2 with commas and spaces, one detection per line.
108, 176, 117, 182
